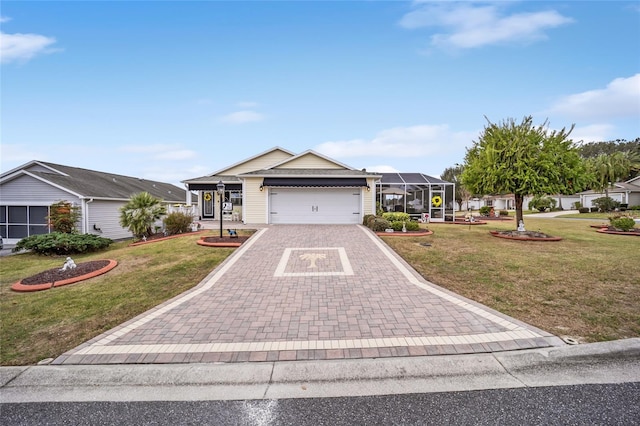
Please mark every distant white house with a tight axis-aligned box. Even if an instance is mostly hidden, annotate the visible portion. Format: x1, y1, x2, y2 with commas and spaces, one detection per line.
578, 176, 640, 208
461, 193, 581, 211
0, 161, 197, 244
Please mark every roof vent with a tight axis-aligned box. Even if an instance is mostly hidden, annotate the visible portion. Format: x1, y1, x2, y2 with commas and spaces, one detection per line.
112, 177, 117, 182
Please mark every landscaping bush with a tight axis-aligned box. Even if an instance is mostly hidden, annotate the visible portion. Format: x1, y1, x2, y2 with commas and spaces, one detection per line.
578, 207, 590, 213
479, 206, 492, 216
609, 216, 636, 232
499, 210, 509, 216
369, 218, 391, 232
382, 212, 411, 222
13, 233, 113, 255
572, 201, 582, 210
592, 197, 620, 213
163, 212, 194, 235
47, 201, 81, 233
362, 214, 376, 227
389, 221, 420, 232
629, 205, 640, 211
528, 195, 557, 212
590, 207, 598, 213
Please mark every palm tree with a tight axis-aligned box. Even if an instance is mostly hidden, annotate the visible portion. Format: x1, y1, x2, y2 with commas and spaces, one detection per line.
119, 192, 166, 238
588, 153, 632, 198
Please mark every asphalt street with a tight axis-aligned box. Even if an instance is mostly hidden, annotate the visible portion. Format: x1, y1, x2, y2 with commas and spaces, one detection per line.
2, 382, 638, 425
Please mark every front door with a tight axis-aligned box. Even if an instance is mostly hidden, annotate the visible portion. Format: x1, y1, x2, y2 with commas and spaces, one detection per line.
430, 190, 444, 222
202, 191, 214, 218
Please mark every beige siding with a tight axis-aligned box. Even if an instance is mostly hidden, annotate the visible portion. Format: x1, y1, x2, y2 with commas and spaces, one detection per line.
363, 178, 377, 216
243, 177, 268, 224
221, 151, 293, 175
275, 154, 345, 169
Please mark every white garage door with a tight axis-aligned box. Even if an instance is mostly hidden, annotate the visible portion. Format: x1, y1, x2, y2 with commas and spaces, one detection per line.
584, 193, 622, 207
269, 188, 361, 224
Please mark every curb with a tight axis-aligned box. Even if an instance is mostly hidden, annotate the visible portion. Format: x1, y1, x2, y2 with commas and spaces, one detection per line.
1, 338, 638, 403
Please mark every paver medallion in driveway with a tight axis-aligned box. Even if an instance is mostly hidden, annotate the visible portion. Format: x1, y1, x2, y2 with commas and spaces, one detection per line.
55, 225, 562, 364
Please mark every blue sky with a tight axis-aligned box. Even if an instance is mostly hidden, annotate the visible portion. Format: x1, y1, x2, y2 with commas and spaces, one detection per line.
2, 1, 639, 186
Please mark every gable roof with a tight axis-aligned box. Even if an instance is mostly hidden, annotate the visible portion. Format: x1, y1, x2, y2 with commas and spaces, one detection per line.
210, 146, 296, 176
267, 149, 355, 170
1, 161, 191, 202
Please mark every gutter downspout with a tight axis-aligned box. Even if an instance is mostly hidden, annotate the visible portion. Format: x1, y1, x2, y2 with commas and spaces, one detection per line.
82, 198, 94, 234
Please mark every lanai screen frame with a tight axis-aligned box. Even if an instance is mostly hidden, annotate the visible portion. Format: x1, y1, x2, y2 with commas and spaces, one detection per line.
376, 173, 456, 222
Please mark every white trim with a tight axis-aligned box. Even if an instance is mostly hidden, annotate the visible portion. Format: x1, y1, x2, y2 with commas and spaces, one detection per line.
209, 146, 296, 176
266, 149, 355, 170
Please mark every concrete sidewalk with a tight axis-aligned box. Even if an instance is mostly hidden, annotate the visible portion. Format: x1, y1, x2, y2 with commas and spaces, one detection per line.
1, 339, 638, 403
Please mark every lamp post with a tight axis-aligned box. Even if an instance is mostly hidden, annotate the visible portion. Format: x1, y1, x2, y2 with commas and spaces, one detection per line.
217, 180, 225, 238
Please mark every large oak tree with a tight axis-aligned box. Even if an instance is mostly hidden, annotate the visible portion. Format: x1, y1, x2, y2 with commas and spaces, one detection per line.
461, 116, 588, 226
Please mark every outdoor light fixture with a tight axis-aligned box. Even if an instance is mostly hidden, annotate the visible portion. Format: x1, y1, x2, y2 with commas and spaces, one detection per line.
217, 180, 225, 238
366, 184, 371, 192
259, 184, 264, 191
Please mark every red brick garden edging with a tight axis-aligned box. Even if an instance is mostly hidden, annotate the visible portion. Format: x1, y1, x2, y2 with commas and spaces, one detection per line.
11, 259, 118, 292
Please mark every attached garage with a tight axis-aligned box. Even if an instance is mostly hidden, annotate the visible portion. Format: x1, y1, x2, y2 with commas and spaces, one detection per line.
269, 187, 361, 224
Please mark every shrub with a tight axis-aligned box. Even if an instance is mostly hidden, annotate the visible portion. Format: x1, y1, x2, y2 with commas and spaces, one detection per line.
590, 207, 598, 213
572, 201, 582, 210
609, 216, 636, 232
592, 197, 620, 213
369, 218, 391, 232
47, 201, 81, 233
163, 212, 194, 235
13, 233, 113, 255
578, 207, 590, 213
629, 205, 640, 211
362, 214, 376, 227
528, 195, 557, 212
388, 221, 421, 231
499, 210, 509, 216
382, 212, 411, 222
479, 206, 492, 216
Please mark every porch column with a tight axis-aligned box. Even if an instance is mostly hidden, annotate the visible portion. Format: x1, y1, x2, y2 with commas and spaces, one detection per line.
185, 184, 191, 206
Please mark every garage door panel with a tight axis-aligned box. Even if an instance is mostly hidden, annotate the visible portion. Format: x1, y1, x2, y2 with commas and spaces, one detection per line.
270, 188, 361, 224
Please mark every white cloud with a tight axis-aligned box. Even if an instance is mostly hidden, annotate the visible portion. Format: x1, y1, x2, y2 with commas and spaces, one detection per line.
0, 143, 46, 172
0, 16, 11, 23
570, 124, 616, 144
315, 124, 476, 158
219, 110, 265, 124
546, 74, 640, 120
0, 31, 58, 64
399, 2, 573, 50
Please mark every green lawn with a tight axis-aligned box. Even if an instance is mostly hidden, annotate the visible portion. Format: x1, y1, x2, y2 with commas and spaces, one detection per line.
382, 217, 640, 344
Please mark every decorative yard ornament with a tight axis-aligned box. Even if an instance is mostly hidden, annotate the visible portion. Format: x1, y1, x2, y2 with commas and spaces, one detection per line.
299, 253, 326, 269
60, 257, 77, 272
517, 220, 526, 232
431, 195, 442, 207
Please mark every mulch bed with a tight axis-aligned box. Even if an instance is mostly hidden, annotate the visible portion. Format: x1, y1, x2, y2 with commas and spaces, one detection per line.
20, 260, 112, 285
595, 226, 640, 236
376, 230, 433, 237
197, 235, 251, 247
489, 230, 562, 241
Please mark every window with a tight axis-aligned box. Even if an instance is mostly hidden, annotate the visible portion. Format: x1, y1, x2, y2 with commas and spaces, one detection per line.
0, 205, 50, 239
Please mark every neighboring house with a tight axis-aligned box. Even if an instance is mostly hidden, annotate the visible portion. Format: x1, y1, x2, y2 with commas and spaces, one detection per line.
0, 161, 196, 244
183, 147, 381, 225
461, 193, 581, 211
578, 176, 640, 208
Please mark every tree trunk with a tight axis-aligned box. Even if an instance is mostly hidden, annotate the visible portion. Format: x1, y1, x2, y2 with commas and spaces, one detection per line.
558, 195, 563, 210
515, 193, 524, 226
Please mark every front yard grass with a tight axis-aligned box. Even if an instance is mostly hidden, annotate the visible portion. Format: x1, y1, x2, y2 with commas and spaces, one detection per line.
381, 217, 640, 344
0, 233, 237, 366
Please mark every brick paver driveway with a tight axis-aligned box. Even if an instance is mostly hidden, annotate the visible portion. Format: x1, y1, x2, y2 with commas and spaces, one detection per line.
55, 225, 561, 365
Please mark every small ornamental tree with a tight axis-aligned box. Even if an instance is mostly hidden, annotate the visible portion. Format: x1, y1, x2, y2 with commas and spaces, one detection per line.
528, 195, 557, 212
47, 201, 81, 233
461, 116, 588, 226
119, 192, 166, 238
